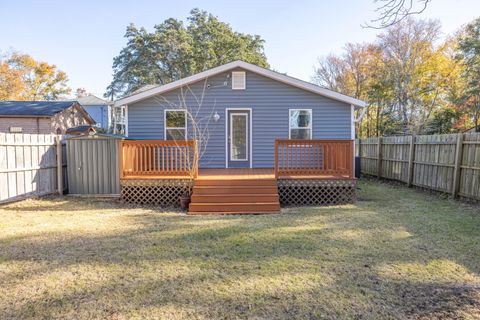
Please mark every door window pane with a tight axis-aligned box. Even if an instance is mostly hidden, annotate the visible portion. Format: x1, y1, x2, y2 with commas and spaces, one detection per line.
231, 114, 247, 160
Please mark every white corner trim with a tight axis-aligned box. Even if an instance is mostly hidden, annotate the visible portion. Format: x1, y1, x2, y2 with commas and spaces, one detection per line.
125, 105, 129, 137
351, 105, 355, 140
113, 61, 367, 108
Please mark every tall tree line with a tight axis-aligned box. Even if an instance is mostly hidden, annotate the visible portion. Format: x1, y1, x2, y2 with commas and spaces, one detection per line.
106, 9, 269, 99
313, 17, 480, 137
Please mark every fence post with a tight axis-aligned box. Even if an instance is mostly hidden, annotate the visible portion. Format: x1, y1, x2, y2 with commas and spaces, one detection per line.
56, 135, 63, 195
376, 137, 382, 178
407, 135, 415, 187
452, 133, 464, 198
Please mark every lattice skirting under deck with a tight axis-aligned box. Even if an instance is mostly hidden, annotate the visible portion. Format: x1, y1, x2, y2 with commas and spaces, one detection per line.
121, 179, 193, 206
278, 179, 356, 206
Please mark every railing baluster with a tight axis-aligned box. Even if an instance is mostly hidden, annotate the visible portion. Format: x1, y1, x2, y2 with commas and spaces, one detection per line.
273, 139, 354, 179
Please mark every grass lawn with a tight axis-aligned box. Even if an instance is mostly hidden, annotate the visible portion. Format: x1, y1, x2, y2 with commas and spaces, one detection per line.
0, 180, 479, 319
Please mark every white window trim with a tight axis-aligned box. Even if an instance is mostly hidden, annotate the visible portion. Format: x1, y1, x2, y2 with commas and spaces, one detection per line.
164, 109, 187, 140
229, 112, 249, 161
232, 71, 246, 90
289, 109, 312, 139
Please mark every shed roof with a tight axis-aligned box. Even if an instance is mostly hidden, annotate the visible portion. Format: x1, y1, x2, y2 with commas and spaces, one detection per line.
0, 101, 78, 117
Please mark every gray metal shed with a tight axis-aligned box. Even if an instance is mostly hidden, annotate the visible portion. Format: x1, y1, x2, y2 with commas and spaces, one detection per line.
66, 133, 124, 196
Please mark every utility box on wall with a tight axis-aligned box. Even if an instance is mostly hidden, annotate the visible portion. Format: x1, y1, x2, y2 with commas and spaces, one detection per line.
66, 134, 124, 196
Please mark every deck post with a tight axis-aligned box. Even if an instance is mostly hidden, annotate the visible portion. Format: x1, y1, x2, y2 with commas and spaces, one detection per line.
193, 139, 198, 179
274, 139, 279, 179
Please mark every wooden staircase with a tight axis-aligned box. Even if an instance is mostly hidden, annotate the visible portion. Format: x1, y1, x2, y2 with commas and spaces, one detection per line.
188, 178, 281, 215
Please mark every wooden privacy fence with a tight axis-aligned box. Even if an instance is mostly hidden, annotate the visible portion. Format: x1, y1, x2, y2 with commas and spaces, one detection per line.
0, 133, 66, 204
356, 133, 480, 200
120, 140, 198, 178
275, 139, 354, 178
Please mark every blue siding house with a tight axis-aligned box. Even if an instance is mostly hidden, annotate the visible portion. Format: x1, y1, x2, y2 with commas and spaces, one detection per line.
77, 95, 109, 130
114, 61, 366, 213
115, 60, 366, 169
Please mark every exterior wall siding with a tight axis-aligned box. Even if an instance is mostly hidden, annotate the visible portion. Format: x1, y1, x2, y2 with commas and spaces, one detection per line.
82, 105, 109, 129
0, 118, 51, 134
127, 69, 352, 168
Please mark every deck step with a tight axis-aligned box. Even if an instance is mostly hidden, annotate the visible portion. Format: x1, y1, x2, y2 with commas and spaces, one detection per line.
191, 194, 279, 203
194, 179, 277, 186
189, 175, 281, 215
188, 210, 280, 215
193, 186, 278, 195
188, 202, 281, 213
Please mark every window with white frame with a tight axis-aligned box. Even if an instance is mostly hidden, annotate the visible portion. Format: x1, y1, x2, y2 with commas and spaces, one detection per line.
289, 109, 312, 139
165, 110, 187, 140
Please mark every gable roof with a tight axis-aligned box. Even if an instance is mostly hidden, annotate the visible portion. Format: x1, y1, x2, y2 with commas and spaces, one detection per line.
113, 60, 367, 108
76, 95, 108, 106
0, 101, 79, 117
0, 100, 95, 124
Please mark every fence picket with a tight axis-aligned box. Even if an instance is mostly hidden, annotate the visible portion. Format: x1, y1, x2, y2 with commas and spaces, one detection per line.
358, 133, 480, 200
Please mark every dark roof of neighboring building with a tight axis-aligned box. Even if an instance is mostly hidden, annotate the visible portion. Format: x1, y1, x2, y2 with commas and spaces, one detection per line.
76, 95, 108, 106
65, 125, 97, 135
0, 101, 78, 117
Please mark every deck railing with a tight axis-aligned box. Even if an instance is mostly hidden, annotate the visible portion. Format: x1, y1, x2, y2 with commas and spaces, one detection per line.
120, 140, 198, 179
274, 139, 354, 178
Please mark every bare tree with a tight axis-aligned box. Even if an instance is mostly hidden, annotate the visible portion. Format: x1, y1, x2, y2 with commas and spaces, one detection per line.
153, 80, 215, 178
365, 0, 432, 29
312, 55, 347, 92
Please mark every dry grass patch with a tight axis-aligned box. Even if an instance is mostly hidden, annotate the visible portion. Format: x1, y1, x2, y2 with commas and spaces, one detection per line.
0, 181, 479, 319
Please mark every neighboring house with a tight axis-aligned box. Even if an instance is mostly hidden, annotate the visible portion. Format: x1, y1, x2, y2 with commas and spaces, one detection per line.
114, 60, 366, 169
76, 95, 109, 130
0, 101, 94, 134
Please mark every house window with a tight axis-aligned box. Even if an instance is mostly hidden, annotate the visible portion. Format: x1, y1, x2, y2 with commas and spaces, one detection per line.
165, 110, 187, 140
232, 71, 246, 90
289, 109, 312, 139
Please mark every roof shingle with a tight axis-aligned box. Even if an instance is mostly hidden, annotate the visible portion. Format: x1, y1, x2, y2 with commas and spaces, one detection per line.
0, 101, 78, 117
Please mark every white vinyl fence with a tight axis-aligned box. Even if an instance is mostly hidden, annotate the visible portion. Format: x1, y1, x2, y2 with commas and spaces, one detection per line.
0, 133, 66, 204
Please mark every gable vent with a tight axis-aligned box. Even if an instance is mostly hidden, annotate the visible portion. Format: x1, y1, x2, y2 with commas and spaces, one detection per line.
232, 71, 246, 90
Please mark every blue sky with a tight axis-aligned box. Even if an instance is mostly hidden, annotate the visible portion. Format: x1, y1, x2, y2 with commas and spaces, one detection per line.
1, 0, 479, 98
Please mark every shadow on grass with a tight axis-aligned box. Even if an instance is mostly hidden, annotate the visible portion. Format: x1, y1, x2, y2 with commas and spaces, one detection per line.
0, 180, 479, 318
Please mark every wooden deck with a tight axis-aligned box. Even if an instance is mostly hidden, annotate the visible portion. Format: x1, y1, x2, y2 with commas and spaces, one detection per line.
119, 139, 356, 214
121, 168, 352, 181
